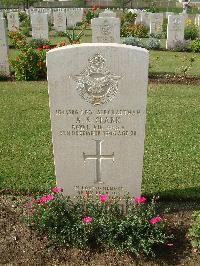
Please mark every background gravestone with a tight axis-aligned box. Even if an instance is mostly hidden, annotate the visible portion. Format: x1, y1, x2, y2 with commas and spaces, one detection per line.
99, 10, 117, 18
0, 18, 9, 76
31, 12, 49, 40
53, 10, 66, 32
47, 43, 149, 198
91, 15, 120, 43
7, 12, 19, 32
166, 15, 185, 49
66, 8, 83, 28
150, 13, 163, 35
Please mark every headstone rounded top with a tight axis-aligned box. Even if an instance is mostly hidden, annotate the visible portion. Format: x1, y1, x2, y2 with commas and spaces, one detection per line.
99, 10, 117, 18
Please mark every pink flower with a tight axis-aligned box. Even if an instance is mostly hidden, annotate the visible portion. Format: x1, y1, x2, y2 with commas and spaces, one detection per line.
26, 201, 33, 208
83, 216, 93, 224
40, 196, 47, 205
53, 186, 63, 194
99, 194, 108, 203
134, 196, 147, 204
33, 199, 39, 204
40, 195, 55, 205
149, 216, 162, 225
46, 195, 55, 201
31, 208, 35, 215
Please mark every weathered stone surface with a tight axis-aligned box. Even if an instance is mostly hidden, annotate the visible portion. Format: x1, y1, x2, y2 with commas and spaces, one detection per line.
166, 15, 185, 49
47, 43, 149, 198
31, 13, 49, 40
150, 13, 163, 35
7, 12, 19, 32
0, 18, 9, 76
91, 17, 120, 43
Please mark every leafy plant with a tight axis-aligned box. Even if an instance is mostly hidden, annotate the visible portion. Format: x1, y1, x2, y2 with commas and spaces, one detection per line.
191, 38, 200, 52
143, 38, 160, 50
189, 211, 200, 250
172, 40, 190, 52
29, 38, 51, 49
12, 46, 47, 81
122, 36, 141, 47
26, 188, 172, 257
184, 24, 199, 40
121, 23, 148, 38
121, 11, 137, 26
8, 31, 27, 48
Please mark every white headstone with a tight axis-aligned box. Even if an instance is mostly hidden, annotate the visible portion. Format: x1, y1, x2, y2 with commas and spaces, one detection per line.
99, 10, 117, 18
0, 12, 3, 19
135, 11, 142, 25
0, 19, 9, 76
53, 10, 66, 32
141, 12, 151, 28
91, 17, 120, 43
47, 43, 149, 198
31, 13, 49, 40
166, 15, 185, 49
66, 8, 84, 28
165, 12, 174, 19
150, 13, 163, 35
195, 14, 200, 27
7, 12, 19, 32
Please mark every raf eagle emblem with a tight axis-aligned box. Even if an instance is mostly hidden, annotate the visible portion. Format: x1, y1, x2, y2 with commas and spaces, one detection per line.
72, 53, 121, 106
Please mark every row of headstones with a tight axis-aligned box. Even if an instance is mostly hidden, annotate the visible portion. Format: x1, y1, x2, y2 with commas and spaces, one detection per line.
0, 9, 200, 76
0, 8, 84, 33
91, 10, 200, 49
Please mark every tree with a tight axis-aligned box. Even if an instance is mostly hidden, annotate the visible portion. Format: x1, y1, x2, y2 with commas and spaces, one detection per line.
0, 0, 39, 9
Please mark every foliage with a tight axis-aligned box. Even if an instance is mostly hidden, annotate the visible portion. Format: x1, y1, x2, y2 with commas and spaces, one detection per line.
83, 6, 99, 24
121, 11, 137, 26
122, 36, 141, 47
9, 33, 48, 81
12, 46, 47, 81
172, 40, 190, 52
142, 38, 161, 50
54, 31, 67, 37
19, 11, 28, 22
29, 38, 51, 49
65, 25, 86, 44
20, 16, 31, 37
121, 23, 148, 38
184, 23, 199, 40
26, 190, 172, 256
191, 38, 200, 53
162, 18, 168, 38
189, 211, 200, 250
8, 31, 27, 48
0, 0, 39, 9
175, 55, 196, 78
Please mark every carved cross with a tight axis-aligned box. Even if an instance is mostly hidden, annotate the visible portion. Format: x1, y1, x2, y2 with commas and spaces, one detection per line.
83, 140, 114, 183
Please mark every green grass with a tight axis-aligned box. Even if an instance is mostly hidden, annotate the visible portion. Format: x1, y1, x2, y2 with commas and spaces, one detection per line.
143, 84, 200, 199
0, 82, 199, 198
8, 33, 200, 78
149, 50, 200, 77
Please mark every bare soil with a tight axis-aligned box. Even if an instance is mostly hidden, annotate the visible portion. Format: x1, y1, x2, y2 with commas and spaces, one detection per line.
149, 75, 200, 85
1, 195, 200, 266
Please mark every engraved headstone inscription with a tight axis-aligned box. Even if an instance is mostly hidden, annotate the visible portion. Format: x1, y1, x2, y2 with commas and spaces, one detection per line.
7, 12, 19, 32
166, 15, 185, 49
31, 12, 49, 40
0, 18, 9, 76
150, 13, 163, 35
91, 16, 120, 43
47, 43, 149, 198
